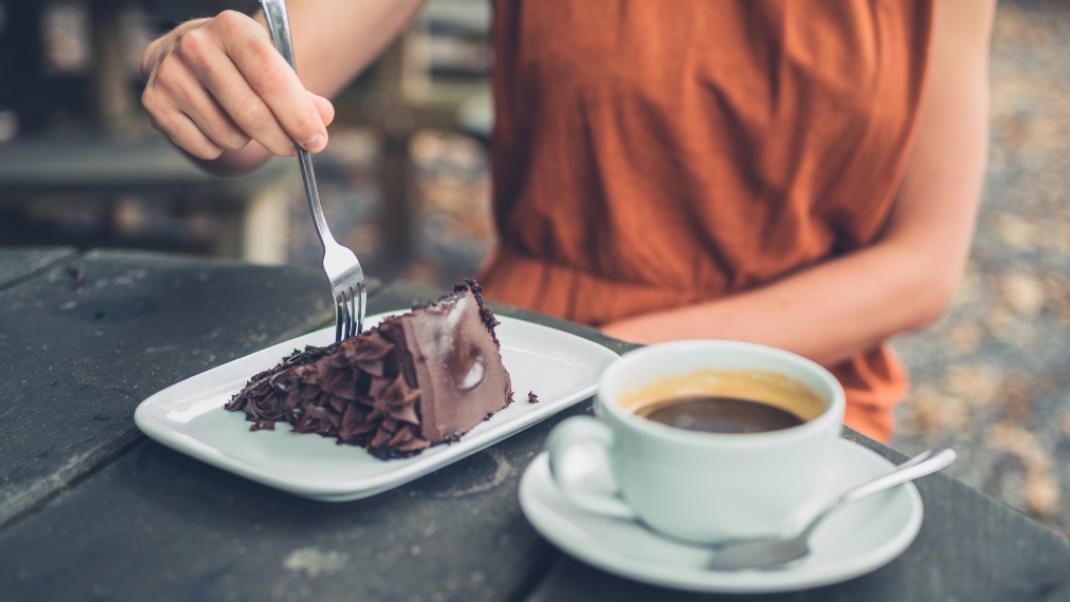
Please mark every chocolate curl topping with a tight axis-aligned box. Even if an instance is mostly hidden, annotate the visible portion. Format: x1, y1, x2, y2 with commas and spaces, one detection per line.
341, 404, 381, 437
319, 360, 363, 401
369, 374, 421, 425
396, 434, 431, 452
346, 331, 394, 361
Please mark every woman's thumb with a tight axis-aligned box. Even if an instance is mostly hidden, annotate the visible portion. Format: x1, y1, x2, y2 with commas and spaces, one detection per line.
309, 93, 336, 127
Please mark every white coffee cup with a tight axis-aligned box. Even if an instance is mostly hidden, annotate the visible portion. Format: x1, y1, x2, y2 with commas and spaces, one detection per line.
546, 340, 845, 544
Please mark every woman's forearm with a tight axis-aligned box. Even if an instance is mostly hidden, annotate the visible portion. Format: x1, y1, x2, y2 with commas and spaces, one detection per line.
601, 241, 952, 367
283, 0, 425, 98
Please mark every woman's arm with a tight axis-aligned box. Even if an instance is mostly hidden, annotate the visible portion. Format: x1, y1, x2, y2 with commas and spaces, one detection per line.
602, 0, 995, 367
140, 0, 424, 175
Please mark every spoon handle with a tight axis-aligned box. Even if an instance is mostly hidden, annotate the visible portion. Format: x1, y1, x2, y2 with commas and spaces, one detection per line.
801, 448, 956, 539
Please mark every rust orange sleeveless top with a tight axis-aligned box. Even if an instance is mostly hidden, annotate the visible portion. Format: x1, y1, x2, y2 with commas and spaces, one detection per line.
480, 0, 934, 442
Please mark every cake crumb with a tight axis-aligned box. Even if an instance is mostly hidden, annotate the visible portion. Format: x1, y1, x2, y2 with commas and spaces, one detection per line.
65, 266, 85, 290
528, 391, 540, 404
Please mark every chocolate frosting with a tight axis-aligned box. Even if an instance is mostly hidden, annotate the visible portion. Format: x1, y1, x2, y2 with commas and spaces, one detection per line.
225, 281, 512, 459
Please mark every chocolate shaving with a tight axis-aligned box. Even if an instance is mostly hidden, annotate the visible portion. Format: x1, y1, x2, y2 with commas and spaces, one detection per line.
65, 266, 86, 290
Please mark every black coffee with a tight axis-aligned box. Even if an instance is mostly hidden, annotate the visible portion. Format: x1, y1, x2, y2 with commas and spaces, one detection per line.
635, 395, 805, 434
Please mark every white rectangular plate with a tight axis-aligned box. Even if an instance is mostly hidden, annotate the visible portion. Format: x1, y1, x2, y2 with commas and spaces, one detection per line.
134, 312, 619, 501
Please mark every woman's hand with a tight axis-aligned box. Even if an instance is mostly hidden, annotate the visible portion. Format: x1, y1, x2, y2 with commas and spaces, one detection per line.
140, 11, 335, 161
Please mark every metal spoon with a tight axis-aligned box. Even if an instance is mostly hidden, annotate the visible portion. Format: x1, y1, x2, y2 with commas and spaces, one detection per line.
704, 448, 956, 571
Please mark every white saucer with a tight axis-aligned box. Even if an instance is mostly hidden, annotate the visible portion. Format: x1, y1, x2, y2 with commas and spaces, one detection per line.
518, 439, 923, 594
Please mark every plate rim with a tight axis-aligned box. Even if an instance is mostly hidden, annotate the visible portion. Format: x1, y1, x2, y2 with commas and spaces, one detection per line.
134, 312, 620, 500
518, 440, 924, 594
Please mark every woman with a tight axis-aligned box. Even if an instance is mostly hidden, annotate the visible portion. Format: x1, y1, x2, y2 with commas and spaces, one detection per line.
140, 0, 994, 441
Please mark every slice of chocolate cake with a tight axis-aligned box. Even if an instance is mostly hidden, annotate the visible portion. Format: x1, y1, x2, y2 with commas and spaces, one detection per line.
225, 281, 513, 458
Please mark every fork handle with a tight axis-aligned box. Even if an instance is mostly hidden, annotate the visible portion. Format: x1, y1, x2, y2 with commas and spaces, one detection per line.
259, 0, 334, 249
294, 149, 333, 248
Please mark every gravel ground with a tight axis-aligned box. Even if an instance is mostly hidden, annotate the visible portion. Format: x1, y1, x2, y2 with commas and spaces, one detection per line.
292, 0, 1070, 536
890, 0, 1070, 536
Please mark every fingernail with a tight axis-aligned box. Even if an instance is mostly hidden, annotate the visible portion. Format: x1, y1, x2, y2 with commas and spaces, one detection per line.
303, 134, 327, 152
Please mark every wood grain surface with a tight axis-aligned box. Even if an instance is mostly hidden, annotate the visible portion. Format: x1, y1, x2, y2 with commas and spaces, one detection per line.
0, 253, 1066, 602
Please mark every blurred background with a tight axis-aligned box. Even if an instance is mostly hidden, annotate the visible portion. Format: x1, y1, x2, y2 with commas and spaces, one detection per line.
0, 0, 1067, 535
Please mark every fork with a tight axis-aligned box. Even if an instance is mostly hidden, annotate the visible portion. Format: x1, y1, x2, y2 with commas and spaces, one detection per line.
260, 0, 366, 342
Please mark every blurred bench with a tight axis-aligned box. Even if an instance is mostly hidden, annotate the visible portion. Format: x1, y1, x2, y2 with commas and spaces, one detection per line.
0, 135, 295, 263
332, 0, 492, 261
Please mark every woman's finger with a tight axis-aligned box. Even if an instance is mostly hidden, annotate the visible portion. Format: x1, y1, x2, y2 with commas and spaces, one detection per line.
310, 93, 336, 127
152, 111, 224, 160
155, 57, 250, 151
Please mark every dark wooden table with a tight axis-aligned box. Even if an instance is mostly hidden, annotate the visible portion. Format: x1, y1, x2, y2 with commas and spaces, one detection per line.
1, 248, 1067, 602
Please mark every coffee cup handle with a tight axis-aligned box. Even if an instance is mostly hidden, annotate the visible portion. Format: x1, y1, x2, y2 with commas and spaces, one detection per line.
546, 417, 636, 519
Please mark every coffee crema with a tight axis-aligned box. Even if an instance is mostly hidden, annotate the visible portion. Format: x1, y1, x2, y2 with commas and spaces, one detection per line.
635, 395, 805, 434
619, 369, 827, 434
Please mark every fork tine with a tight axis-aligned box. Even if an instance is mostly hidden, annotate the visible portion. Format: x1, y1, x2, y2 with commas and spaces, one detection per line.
356, 284, 366, 334
350, 292, 359, 340
334, 299, 344, 343
343, 288, 352, 339
342, 288, 349, 339
343, 293, 353, 340
340, 293, 350, 341
348, 287, 357, 338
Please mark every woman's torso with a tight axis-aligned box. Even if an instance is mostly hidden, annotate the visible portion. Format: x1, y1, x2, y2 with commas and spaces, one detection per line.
481, 0, 934, 439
